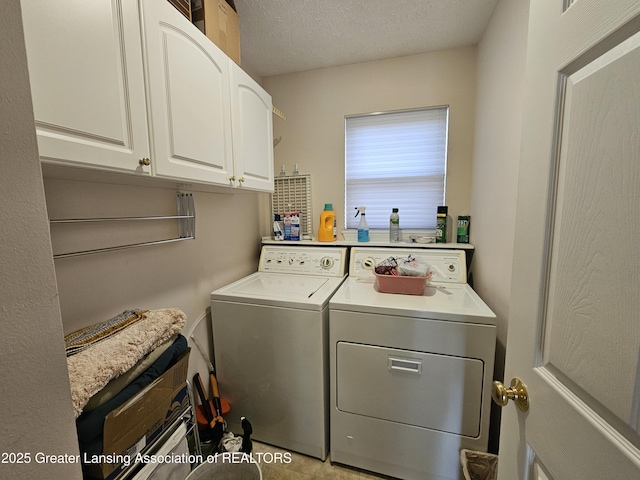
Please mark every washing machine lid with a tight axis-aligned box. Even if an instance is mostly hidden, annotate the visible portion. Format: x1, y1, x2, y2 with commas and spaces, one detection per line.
330, 277, 496, 325
211, 272, 346, 311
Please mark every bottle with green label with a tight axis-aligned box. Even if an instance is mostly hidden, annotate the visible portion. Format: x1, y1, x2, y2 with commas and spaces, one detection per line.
457, 215, 470, 243
436, 206, 448, 243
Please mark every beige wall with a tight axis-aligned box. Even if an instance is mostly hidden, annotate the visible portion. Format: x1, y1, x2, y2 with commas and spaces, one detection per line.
0, 1, 81, 478
472, 0, 529, 384
262, 47, 478, 238
44, 178, 269, 384
471, 0, 529, 452
45, 180, 267, 334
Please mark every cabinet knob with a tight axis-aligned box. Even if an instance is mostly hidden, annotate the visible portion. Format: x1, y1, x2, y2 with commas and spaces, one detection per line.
139, 157, 150, 166
238, 177, 245, 183
229, 176, 236, 182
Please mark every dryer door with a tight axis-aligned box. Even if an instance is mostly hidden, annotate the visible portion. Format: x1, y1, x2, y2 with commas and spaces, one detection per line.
336, 342, 484, 437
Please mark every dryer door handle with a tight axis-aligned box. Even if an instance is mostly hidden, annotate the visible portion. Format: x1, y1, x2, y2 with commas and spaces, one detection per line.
388, 357, 422, 374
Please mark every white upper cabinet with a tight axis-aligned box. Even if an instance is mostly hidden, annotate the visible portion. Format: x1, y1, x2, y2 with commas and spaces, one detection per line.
21, 0, 151, 175
21, 0, 274, 192
141, 0, 234, 185
229, 62, 275, 192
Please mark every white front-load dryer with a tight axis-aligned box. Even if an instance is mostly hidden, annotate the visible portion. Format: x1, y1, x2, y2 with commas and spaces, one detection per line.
210, 245, 347, 460
329, 248, 496, 480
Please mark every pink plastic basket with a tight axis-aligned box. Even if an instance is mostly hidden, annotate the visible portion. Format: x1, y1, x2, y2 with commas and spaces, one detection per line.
374, 272, 433, 295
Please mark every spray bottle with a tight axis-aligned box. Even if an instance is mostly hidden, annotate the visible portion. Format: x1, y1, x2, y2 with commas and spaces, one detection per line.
273, 214, 284, 240
355, 206, 369, 242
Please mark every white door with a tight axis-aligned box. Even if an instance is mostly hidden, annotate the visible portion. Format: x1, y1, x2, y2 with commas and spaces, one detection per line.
229, 61, 275, 192
21, 0, 151, 174
142, 0, 234, 184
497, 1, 640, 479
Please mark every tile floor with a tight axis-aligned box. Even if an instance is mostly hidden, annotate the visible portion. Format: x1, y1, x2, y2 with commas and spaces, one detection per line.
252, 441, 395, 480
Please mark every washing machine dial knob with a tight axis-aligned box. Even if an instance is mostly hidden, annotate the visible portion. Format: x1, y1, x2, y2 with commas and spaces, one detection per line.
362, 258, 376, 270
321, 257, 334, 269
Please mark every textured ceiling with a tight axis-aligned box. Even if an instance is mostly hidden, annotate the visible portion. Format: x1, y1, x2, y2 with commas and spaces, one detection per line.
234, 0, 499, 78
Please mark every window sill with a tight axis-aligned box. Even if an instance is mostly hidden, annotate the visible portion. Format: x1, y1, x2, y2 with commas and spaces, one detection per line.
261, 234, 474, 250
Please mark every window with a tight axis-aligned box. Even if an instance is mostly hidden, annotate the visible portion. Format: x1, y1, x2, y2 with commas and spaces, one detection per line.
345, 107, 448, 230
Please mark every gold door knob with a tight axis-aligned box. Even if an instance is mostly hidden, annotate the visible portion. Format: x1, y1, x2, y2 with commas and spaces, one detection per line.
139, 157, 150, 166
238, 177, 245, 183
492, 377, 530, 412
229, 176, 236, 182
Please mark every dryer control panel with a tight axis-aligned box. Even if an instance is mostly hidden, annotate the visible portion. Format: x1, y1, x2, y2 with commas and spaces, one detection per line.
259, 246, 348, 277
350, 248, 467, 283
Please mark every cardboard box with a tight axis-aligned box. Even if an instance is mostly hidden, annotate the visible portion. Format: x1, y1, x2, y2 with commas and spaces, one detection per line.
83, 349, 190, 479
192, 0, 241, 65
284, 211, 301, 241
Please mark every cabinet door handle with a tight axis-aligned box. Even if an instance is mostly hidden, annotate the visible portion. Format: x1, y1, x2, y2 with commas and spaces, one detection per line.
228, 176, 236, 182
238, 177, 245, 183
139, 157, 150, 166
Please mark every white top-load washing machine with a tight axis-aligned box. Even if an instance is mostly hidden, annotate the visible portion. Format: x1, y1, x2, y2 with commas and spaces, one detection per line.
210, 245, 347, 460
329, 247, 496, 480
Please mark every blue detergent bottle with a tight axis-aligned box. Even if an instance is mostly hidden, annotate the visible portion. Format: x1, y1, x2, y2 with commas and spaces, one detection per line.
355, 206, 369, 242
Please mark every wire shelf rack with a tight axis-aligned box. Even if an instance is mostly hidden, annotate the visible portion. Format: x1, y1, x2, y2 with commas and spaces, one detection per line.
272, 174, 312, 239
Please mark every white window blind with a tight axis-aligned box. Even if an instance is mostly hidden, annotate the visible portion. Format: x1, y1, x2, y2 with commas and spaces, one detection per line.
345, 107, 448, 229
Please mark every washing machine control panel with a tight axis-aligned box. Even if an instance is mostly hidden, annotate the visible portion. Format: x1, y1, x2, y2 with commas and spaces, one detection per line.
350, 248, 467, 283
259, 246, 348, 277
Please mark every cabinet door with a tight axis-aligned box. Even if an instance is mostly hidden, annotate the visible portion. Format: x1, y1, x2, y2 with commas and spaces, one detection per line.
229, 62, 275, 192
21, 0, 151, 174
142, 0, 234, 185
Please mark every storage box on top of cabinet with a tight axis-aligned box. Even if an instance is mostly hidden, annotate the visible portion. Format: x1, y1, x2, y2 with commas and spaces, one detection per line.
167, 0, 192, 21
192, 0, 241, 65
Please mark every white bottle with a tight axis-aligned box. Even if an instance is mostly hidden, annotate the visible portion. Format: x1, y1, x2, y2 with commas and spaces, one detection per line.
273, 214, 284, 240
389, 208, 400, 242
